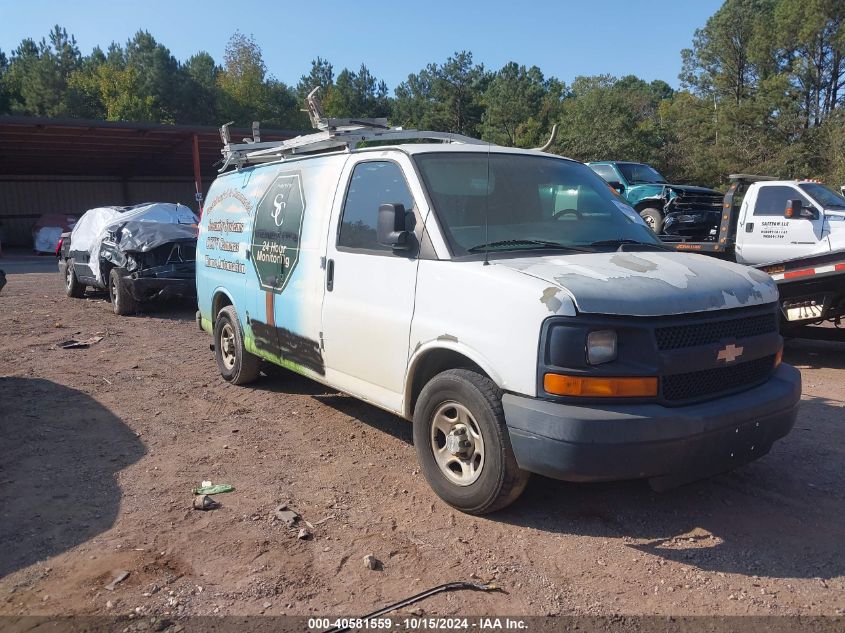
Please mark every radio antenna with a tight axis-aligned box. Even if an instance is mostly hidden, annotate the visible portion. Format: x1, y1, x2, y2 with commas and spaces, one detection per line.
483, 141, 491, 266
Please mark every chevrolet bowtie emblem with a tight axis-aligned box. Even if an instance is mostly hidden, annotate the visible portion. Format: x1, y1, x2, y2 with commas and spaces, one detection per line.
717, 343, 744, 363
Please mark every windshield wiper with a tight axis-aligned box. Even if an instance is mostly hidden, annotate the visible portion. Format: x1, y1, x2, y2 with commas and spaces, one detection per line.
467, 239, 591, 253
587, 239, 670, 251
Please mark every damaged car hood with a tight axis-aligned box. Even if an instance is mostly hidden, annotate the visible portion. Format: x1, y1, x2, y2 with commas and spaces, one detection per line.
664, 184, 721, 195
110, 221, 198, 252
496, 251, 778, 317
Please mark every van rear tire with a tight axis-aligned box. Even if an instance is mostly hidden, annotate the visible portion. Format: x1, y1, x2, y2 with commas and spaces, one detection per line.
413, 369, 529, 515
214, 306, 261, 385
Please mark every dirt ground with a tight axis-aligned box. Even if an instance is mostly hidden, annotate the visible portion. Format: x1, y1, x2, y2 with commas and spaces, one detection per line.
1, 261, 844, 620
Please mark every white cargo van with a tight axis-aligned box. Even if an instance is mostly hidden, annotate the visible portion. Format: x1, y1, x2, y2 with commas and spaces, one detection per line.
195, 108, 800, 514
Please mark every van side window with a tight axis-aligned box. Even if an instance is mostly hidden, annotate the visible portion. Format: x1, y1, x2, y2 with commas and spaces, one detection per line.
339, 161, 414, 252
753, 186, 810, 216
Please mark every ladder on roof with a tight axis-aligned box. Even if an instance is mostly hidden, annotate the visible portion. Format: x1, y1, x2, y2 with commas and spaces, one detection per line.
218, 88, 486, 172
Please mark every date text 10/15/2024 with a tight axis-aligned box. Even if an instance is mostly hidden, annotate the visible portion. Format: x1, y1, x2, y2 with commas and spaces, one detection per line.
308, 617, 528, 630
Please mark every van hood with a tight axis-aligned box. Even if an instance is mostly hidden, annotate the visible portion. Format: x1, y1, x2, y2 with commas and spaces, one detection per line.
495, 251, 778, 317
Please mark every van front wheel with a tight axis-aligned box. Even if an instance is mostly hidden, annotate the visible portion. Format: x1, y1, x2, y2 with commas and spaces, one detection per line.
413, 369, 529, 515
214, 306, 261, 385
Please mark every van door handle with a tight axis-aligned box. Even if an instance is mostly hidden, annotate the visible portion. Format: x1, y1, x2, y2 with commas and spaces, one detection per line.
326, 258, 334, 291
745, 222, 754, 232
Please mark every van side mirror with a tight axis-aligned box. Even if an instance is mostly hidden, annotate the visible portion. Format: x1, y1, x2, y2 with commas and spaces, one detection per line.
377, 203, 411, 250
785, 199, 818, 220
608, 181, 625, 194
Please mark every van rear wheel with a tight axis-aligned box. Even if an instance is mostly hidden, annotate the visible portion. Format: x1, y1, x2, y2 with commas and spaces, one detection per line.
214, 306, 261, 385
413, 369, 529, 515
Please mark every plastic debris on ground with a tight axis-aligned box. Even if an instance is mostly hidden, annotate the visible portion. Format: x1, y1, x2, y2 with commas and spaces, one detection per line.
274, 503, 300, 526
57, 336, 104, 349
192, 495, 220, 511
104, 570, 130, 591
191, 483, 234, 495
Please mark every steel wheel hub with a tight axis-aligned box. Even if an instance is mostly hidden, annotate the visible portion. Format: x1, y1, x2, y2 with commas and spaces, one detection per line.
220, 323, 236, 370
430, 401, 485, 486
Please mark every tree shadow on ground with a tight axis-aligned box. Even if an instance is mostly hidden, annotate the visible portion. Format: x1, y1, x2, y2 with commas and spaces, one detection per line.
0, 377, 145, 578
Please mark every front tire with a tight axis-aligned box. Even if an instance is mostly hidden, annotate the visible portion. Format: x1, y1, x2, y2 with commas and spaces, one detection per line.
639, 207, 664, 233
64, 259, 85, 298
214, 306, 261, 385
109, 268, 137, 315
413, 369, 529, 515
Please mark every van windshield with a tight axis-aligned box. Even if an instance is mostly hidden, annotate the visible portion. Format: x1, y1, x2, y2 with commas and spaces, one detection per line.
414, 152, 661, 256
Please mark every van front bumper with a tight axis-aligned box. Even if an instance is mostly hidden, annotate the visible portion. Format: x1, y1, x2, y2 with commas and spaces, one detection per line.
502, 364, 801, 489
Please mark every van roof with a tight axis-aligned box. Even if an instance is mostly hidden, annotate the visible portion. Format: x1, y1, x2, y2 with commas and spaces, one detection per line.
357, 142, 573, 159
219, 142, 578, 174
218, 114, 577, 172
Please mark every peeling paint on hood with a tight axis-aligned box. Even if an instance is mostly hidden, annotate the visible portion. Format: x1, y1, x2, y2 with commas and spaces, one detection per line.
497, 252, 778, 317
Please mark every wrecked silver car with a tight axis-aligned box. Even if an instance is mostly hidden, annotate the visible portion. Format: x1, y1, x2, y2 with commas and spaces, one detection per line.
57, 203, 198, 315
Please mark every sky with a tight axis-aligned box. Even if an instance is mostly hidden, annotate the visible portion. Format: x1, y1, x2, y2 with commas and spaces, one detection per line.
0, 0, 723, 91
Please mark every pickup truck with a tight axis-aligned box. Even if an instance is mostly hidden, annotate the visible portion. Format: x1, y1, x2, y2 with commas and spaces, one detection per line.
194, 99, 800, 514
588, 161, 723, 235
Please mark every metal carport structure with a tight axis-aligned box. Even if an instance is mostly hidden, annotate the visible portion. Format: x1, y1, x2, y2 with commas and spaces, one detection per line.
0, 116, 299, 247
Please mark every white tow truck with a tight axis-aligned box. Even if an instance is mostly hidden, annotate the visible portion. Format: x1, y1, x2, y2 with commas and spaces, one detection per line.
660, 175, 845, 333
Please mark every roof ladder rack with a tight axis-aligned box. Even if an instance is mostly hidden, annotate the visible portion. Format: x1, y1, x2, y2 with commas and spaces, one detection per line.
218, 87, 486, 172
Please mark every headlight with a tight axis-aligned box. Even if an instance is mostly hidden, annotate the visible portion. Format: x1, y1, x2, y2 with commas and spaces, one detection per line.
586, 330, 617, 365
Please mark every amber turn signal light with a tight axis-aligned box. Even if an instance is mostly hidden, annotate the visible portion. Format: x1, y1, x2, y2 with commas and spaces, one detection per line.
774, 346, 783, 367
544, 373, 658, 397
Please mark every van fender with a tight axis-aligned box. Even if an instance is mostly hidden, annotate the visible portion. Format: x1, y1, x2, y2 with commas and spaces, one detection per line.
403, 338, 504, 419
206, 286, 238, 330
